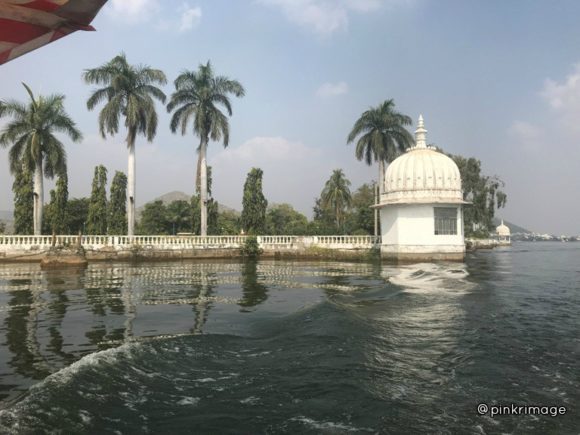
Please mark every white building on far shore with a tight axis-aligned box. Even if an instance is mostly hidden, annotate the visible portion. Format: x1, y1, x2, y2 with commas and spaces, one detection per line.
495, 220, 511, 244
377, 115, 468, 261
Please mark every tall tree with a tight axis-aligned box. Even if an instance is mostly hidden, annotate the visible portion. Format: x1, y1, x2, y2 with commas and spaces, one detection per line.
347, 99, 414, 199
345, 183, 376, 235
321, 169, 352, 231
52, 172, 68, 234
108, 171, 128, 235
450, 154, 507, 237
241, 168, 268, 234
12, 164, 34, 235
66, 198, 89, 234
42, 190, 56, 235
83, 53, 167, 236
167, 61, 245, 236
310, 197, 336, 235
87, 165, 108, 234
0, 84, 81, 235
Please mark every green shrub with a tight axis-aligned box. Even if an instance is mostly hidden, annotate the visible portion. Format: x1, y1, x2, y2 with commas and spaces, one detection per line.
241, 236, 262, 258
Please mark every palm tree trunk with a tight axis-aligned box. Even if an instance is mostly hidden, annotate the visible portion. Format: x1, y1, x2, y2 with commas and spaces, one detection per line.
33, 160, 43, 235
378, 160, 385, 195
374, 182, 378, 237
375, 161, 385, 237
199, 136, 208, 237
127, 130, 136, 236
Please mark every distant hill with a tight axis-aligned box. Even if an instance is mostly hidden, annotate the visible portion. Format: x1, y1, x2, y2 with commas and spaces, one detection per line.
137, 191, 239, 219
492, 217, 530, 234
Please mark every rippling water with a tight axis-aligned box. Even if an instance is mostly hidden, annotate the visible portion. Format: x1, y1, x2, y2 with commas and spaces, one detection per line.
0, 242, 578, 434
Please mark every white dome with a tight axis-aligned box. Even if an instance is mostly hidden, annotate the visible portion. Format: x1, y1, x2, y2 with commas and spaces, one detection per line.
496, 220, 510, 236
381, 116, 464, 205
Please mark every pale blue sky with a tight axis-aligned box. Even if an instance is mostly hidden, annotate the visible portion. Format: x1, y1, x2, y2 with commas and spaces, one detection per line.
1, 0, 580, 234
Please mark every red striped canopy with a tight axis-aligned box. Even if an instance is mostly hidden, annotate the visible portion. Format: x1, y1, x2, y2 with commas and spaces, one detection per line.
0, 0, 108, 65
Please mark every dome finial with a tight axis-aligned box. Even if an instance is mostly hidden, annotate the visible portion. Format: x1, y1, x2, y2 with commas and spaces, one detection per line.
415, 114, 427, 149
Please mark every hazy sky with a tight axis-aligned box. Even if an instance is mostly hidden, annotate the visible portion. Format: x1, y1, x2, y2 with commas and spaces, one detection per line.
1, 0, 580, 235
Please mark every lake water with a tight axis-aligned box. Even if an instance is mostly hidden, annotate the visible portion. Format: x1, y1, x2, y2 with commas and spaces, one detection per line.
0, 242, 578, 434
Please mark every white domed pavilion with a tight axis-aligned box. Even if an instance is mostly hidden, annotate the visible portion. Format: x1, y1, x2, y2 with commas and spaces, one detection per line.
496, 220, 511, 244
377, 115, 467, 261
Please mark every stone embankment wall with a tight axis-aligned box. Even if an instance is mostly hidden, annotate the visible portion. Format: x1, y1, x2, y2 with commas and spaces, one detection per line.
0, 235, 380, 263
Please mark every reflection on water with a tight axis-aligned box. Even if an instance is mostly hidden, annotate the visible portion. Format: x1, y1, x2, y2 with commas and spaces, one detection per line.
0, 244, 578, 434
0, 260, 379, 403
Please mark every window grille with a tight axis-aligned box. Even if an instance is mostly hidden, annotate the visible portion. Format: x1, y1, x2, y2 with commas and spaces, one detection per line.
434, 207, 457, 235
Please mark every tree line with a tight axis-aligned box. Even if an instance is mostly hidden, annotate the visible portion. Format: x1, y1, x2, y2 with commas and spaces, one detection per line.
0, 53, 506, 238
1, 54, 243, 237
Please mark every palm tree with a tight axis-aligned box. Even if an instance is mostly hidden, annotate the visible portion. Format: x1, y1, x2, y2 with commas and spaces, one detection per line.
347, 99, 414, 195
0, 83, 82, 235
321, 169, 352, 231
167, 61, 245, 236
83, 53, 167, 236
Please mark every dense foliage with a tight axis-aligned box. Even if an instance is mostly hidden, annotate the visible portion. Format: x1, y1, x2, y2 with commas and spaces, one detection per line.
42, 172, 69, 234
344, 183, 376, 235
266, 204, 308, 235
241, 168, 268, 234
12, 164, 33, 235
66, 198, 89, 234
138, 201, 170, 235
168, 200, 194, 234
241, 236, 262, 258
217, 210, 241, 235
52, 172, 69, 234
86, 165, 108, 235
450, 154, 507, 237
108, 171, 128, 235
312, 182, 376, 235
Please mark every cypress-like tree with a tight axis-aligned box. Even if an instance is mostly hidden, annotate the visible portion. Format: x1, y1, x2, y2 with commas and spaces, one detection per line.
108, 171, 128, 235
42, 190, 56, 235
12, 164, 33, 235
87, 165, 108, 234
66, 198, 89, 234
241, 168, 268, 234
53, 172, 69, 234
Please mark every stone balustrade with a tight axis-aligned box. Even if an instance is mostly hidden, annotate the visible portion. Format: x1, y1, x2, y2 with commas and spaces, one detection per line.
0, 234, 380, 251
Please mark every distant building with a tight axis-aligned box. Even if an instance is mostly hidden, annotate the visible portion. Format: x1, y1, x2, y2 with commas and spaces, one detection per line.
377, 115, 467, 261
495, 220, 511, 244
